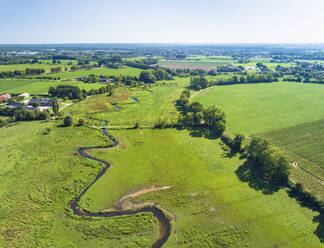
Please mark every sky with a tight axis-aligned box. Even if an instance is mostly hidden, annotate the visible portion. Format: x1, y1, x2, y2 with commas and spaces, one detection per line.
1, 0, 324, 44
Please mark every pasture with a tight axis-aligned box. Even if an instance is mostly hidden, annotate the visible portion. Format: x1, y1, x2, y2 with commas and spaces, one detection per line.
193, 81, 324, 135
0, 79, 103, 95
81, 128, 323, 247
0, 121, 157, 248
65, 78, 188, 126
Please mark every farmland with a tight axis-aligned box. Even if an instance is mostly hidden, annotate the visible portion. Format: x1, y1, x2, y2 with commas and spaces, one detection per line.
262, 118, 324, 201
1, 44, 324, 248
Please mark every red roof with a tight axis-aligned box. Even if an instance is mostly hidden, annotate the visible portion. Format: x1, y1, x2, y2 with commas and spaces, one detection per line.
0, 93, 11, 101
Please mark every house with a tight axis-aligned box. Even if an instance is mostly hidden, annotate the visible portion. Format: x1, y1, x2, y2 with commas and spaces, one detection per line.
28, 98, 53, 106
0, 93, 11, 102
7, 102, 26, 108
98, 78, 108, 83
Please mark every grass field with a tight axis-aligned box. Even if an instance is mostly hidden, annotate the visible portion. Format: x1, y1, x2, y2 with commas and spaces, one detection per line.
80, 128, 323, 247
0, 79, 104, 95
193, 81, 324, 135
0, 121, 158, 248
65, 78, 188, 126
47, 67, 141, 80
1, 75, 324, 247
262, 118, 324, 201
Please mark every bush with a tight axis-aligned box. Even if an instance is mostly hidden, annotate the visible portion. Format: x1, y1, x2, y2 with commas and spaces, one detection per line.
64, 116, 73, 127
78, 118, 85, 126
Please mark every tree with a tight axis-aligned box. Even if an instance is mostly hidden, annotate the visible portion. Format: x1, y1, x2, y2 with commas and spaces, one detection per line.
64, 116, 73, 127
140, 70, 156, 84
233, 134, 244, 152
52, 97, 59, 115
203, 106, 226, 136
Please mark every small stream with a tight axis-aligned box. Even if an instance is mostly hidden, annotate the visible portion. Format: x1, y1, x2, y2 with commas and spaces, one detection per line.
71, 122, 171, 247
131, 97, 139, 103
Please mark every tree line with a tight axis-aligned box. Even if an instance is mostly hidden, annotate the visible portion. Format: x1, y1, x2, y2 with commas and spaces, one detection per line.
0, 68, 46, 78
190, 74, 278, 90
0, 107, 49, 122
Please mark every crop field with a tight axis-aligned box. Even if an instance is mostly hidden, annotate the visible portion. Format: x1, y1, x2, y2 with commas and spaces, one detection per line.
193, 81, 324, 135
47, 67, 141, 80
0, 79, 103, 95
158, 60, 230, 70
262, 118, 324, 201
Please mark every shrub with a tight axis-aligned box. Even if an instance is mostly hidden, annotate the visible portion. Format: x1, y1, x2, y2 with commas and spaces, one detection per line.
64, 116, 73, 127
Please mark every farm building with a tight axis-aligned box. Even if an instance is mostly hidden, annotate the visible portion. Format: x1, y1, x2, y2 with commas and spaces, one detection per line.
28, 98, 53, 106
0, 93, 12, 102
7, 102, 26, 108
18, 93, 30, 99
98, 78, 108, 83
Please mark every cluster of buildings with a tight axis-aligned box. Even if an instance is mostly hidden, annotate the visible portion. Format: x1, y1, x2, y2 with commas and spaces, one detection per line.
0, 92, 53, 111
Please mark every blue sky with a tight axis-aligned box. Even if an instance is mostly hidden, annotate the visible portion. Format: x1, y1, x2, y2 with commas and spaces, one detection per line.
1, 0, 324, 44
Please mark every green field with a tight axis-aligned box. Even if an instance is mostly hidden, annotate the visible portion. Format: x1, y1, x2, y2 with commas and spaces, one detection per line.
48, 67, 141, 80
1, 74, 324, 247
0, 121, 158, 247
0, 79, 104, 95
65, 78, 187, 126
193, 81, 324, 135
80, 128, 323, 247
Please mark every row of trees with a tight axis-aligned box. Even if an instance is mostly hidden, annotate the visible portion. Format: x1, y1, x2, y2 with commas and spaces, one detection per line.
0, 107, 49, 121
0, 68, 45, 78
189, 74, 278, 90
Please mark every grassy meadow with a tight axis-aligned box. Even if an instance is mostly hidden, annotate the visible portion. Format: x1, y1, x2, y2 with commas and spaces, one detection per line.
65, 78, 188, 126
193, 81, 324, 135
81, 128, 323, 247
0, 121, 158, 248
1, 64, 324, 247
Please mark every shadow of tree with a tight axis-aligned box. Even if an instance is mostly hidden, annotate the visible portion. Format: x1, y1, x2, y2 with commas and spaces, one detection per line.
314, 213, 324, 243
235, 161, 281, 194
287, 185, 324, 243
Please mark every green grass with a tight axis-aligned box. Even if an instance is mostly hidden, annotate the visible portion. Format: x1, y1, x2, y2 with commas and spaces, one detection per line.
193, 81, 324, 135
80, 128, 323, 247
65, 78, 188, 126
262, 118, 324, 201
2, 76, 324, 247
0, 121, 157, 248
0, 79, 104, 95
48, 67, 141, 80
